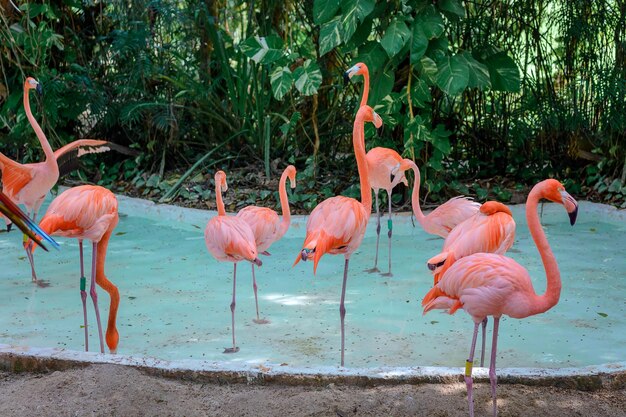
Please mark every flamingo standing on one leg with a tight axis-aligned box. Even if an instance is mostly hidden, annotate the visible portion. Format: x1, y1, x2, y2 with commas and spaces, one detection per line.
205, 171, 262, 353
27, 185, 121, 353
345, 63, 407, 276
0, 191, 59, 251
236, 165, 296, 324
422, 179, 578, 417
397, 159, 480, 238
426, 201, 516, 367
294, 105, 382, 367
0, 77, 135, 286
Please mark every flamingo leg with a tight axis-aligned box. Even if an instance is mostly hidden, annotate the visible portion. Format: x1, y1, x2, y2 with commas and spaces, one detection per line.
24, 209, 48, 287
489, 317, 500, 417
381, 191, 393, 277
465, 321, 480, 417
366, 193, 381, 273
339, 258, 350, 367
224, 263, 240, 353
480, 317, 488, 367
89, 241, 105, 353
79, 240, 89, 351
251, 264, 269, 324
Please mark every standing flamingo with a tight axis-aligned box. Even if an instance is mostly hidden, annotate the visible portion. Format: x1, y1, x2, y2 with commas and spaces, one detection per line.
0, 191, 58, 251
27, 185, 121, 353
293, 105, 382, 366
426, 201, 516, 367
397, 158, 480, 238
422, 179, 578, 417
204, 170, 262, 353
0, 77, 135, 286
345, 62, 408, 276
236, 165, 296, 324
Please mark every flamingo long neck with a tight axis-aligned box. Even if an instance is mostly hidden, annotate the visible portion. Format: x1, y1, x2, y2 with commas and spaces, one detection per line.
216, 182, 226, 216
353, 114, 371, 215
277, 170, 291, 239
23, 87, 55, 163
526, 185, 561, 315
96, 228, 120, 352
359, 68, 370, 107
408, 161, 427, 226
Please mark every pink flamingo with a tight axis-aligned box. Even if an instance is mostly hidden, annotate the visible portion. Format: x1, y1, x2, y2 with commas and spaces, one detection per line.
0, 191, 58, 251
236, 165, 296, 324
204, 170, 262, 353
0, 77, 134, 286
397, 158, 480, 238
345, 62, 407, 276
28, 185, 121, 353
426, 201, 516, 367
422, 179, 578, 417
293, 105, 382, 366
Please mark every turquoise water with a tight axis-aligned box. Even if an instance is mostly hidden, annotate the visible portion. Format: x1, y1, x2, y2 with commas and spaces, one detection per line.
0, 195, 624, 369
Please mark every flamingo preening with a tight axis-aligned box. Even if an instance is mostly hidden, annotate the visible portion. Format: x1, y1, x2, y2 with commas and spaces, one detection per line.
28, 185, 121, 353
236, 165, 296, 324
204, 170, 262, 353
294, 105, 382, 366
422, 179, 578, 417
345, 62, 407, 276
0, 77, 135, 286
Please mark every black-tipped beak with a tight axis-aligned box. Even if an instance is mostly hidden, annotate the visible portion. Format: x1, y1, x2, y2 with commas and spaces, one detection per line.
35, 84, 43, 96
427, 263, 436, 271
6, 223, 12, 232
253, 258, 262, 267
343, 72, 350, 86
390, 173, 395, 183
568, 205, 578, 226
377, 125, 383, 138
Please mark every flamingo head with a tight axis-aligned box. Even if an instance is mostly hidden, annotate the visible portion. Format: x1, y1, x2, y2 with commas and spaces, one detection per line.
541, 179, 579, 226
356, 105, 383, 129
343, 62, 368, 85
285, 165, 297, 189
25, 77, 42, 95
214, 170, 228, 192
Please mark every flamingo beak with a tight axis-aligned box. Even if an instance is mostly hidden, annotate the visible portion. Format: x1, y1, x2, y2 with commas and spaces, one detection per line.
35, 83, 43, 96
568, 205, 578, 226
343, 71, 351, 86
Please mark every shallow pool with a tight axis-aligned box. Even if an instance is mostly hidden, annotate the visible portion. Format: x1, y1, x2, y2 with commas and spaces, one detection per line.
1, 193, 624, 369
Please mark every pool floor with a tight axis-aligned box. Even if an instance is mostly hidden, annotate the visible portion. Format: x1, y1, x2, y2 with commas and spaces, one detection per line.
0, 194, 624, 369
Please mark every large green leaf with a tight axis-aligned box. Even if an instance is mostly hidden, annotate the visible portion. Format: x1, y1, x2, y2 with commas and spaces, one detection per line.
436, 55, 469, 95
356, 41, 387, 74
319, 16, 343, 56
485, 52, 520, 92
313, 0, 340, 25
293, 60, 322, 96
409, 77, 431, 108
381, 19, 411, 58
419, 56, 438, 85
410, 23, 428, 64
340, 0, 375, 42
239, 35, 283, 64
415, 5, 444, 39
426, 36, 448, 62
370, 69, 395, 105
437, 0, 465, 18
461, 52, 491, 89
270, 66, 293, 100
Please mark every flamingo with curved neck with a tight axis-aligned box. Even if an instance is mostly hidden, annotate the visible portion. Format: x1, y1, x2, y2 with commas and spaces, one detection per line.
237, 165, 297, 323
399, 159, 480, 238
205, 170, 261, 353
345, 62, 408, 276
422, 179, 578, 417
293, 105, 381, 366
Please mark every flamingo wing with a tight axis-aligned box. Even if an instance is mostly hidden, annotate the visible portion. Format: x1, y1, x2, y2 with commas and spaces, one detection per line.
54, 139, 138, 177
205, 216, 258, 263
236, 206, 280, 251
427, 196, 481, 236
0, 154, 35, 198
366, 148, 406, 190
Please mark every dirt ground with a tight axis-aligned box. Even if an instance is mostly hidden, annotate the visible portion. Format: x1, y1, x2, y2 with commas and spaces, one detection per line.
0, 365, 624, 417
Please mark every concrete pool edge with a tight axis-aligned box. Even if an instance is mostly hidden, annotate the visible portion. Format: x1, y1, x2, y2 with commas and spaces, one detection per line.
1, 345, 624, 390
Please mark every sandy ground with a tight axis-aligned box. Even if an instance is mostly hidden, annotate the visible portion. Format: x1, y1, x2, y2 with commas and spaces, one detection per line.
0, 365, 624, 417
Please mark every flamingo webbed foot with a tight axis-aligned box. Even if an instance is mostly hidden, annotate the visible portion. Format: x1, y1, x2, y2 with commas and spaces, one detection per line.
380, 272, 393, 277
34, 279, 51, 288
223, 346, 240, 354
253, 318, 270, 325
365, 267, 380, 273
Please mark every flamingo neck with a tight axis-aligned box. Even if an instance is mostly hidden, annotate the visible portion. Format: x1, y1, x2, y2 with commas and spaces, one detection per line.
277, 170, 291, 239
216, 182, 226, 216
95, 229, 120, 352
359, 69, 369, 107
353, 115, 371, 215
526, 184, 561, 315
408, 160, 427, 226
24, 88, 55, 163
